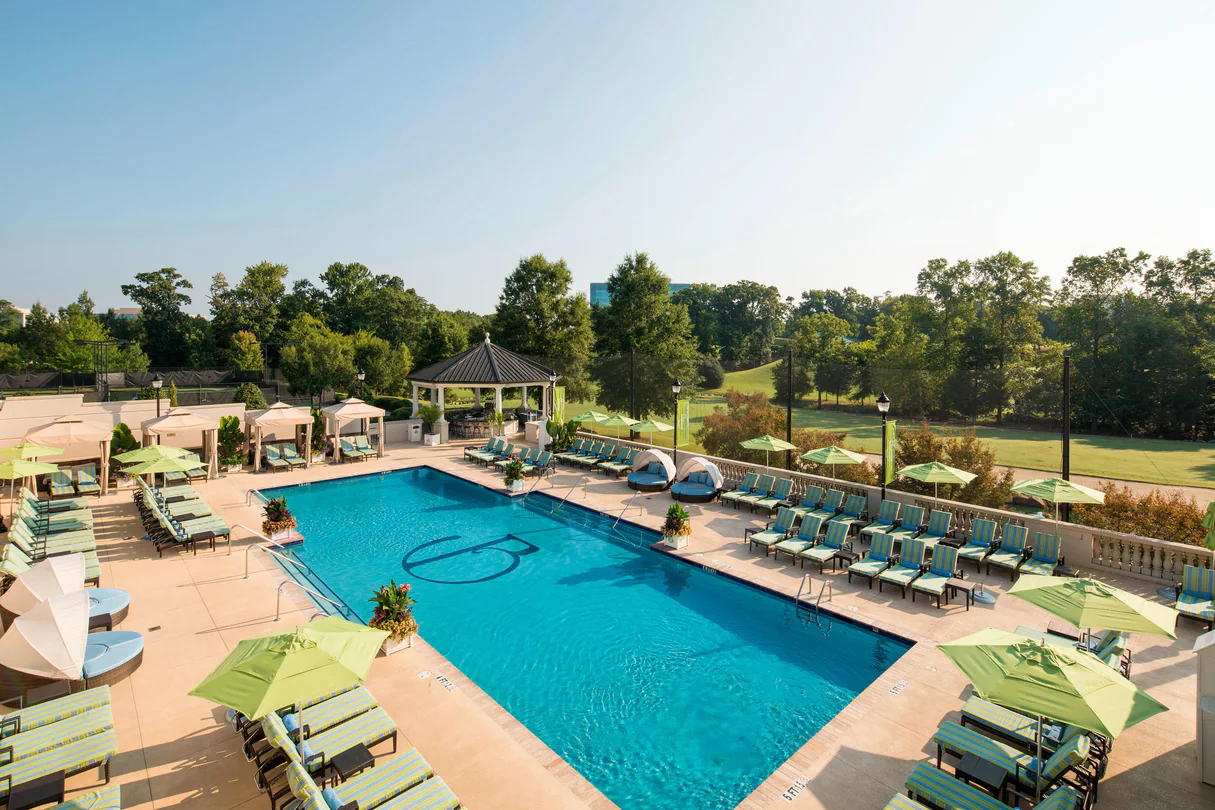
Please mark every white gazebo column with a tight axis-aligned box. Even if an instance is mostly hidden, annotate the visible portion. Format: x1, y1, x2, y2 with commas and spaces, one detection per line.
474, 387, 482, 407
255, 427, 263, 472
412, 383, 419, 417
436, 387, 446, 422
521, 385, 528, 412
494, 386, 503, 413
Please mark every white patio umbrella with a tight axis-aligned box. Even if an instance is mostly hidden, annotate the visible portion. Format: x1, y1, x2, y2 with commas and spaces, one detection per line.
0, 590, 88, 679
0, 554, 86, 617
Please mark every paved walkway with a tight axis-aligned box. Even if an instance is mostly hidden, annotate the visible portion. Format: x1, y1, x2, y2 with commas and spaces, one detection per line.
42, 440, 1215, 810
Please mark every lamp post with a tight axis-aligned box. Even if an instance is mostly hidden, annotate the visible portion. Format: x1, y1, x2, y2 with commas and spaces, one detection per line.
877, 392, 891, 500
671, 379, 682, 468
357, 369, 366, 400
151, 372, 164, 417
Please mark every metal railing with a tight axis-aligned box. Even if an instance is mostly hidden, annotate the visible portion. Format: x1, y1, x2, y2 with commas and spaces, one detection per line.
246, 490, 269, 507
613, 490, 645, 528
246, 543, 309, 578
276, 580, 342, 620
796, 573, 833, 614
231, 523, 289, 557
551, 475, 588, 514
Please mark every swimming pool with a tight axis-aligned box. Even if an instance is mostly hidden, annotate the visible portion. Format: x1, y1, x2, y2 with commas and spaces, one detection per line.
264, 467, 910, 810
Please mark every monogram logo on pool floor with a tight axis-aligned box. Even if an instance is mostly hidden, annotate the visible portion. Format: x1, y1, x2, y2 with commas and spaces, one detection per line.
401, 534, 540, 584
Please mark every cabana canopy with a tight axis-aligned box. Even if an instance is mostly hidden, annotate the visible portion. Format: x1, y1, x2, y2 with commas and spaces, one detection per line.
675, 456, 724, 489
245, 402, 315, 472
628, 448, 677, 492
141, 408, 220, 480
24, 416, 113, 494
405, 335, 560, 440
322, 398, 386, 463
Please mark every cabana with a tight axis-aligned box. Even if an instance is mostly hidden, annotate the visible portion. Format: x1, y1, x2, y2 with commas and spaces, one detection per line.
406, 334, 560, 444
245, 402, 315, 472
25, 416, 113, 495
627, 449, 676, 492
140, 408, 219, 480
322, 398, 386, 463
671, 456, 724, 504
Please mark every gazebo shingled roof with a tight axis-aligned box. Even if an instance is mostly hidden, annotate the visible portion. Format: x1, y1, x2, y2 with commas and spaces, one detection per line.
407, 336, 559, 386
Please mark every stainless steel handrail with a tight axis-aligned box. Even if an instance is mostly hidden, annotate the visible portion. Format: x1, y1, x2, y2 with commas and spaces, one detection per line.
231, 523, 288, 556
550, 475, 588, 513
246, 544, 308, 578
276, 580, 342, 620
795, 574, 832, 614
613, 490, 645, 528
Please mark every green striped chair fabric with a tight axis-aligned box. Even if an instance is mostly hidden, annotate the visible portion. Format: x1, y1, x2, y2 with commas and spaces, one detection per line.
0, 729, 116, 798
916, 510, 952, 546
754, 478, 795, 513
773, 515, 825, 559
297, 709, 396, 774
887, 505, 925, 543
19, 502, 91, 528
958, 518, 999, 561
11, 523, 96, 555
50, 786, 121, 810
961, 696, 1086, 755
861, 500, 900, 537
265, 445, 290, 469
325, 748, 434, 810
737, 475, 777, 507
1, 705, 112, 761
748, 507, 798, 550
2, 544, 102, 582
20, 488, 88, 511
1020, 533, 1062, 576
848, 534, 895, 580
883, 793, 931, 810
49, 471, 75, 498
904, 763, 1008, 810
801, 520, 852, 567
911, 545, 960, 600
933, 720, 1090, 792
1177, 565, 1215, 623
281, 444, 307, 466
376, 776, 460, 810
807, 489, 844, 521
721, 473, 759, 507
987, 524, 1030, 575
353, 436, 375, 455
878, 538, 927, 593
829, 494, 867, 524
75, 467, 101, 496
282, 687, 375, 736
0, 687, 110, 737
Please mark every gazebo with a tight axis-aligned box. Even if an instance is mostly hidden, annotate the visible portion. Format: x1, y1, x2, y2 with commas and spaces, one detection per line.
322, 398, 386, 463
406, 335, 560, 443
141, 408, 220, 480
245, 402, 315, 472
24, 417, 113, 495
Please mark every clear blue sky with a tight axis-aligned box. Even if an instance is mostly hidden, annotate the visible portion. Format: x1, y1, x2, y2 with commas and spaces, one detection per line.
2, 1, 1212, 315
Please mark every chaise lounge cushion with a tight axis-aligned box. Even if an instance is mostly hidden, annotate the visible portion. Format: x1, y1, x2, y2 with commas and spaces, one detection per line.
82, 631, 144, 681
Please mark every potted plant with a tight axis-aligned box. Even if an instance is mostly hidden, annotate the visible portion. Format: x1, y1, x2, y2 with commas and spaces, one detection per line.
502, 456, 525, 492
662, 503, 692, 549
261, 496, 297, 542
418, 405, 442, 446
310, 407, 327, 463
218, 415, 244, 473
369, 580, 418, 654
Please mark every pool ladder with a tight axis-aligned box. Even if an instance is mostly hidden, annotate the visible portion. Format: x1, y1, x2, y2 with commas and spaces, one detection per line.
550, 475, 589, 514
796, 574, 834, 635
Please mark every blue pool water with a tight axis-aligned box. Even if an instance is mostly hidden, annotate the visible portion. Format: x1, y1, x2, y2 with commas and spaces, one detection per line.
264, 467, 909, 810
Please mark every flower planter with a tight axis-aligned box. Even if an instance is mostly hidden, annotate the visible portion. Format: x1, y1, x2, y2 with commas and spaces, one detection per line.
506, 479, 524, 493
225, 464, 242, 474
423, 434, 441, 447
311, 454, 326, 464
382, 635, 413, 655
663, 533, 689, 550
270, 529, 295, 544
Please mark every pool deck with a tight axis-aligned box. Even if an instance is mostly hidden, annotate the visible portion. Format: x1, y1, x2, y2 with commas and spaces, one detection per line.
57, 439, 1213, 810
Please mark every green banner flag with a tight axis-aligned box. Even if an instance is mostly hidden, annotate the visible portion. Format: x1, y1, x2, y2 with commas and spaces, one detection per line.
883, 420, 897, 484
676, 400, 690, 447
553, 386, 565, 423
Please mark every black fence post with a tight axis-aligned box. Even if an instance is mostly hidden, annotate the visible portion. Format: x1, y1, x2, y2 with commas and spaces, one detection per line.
1061, 352, 1071, 523
629, 351, 636, 420
786, 348, 793, 469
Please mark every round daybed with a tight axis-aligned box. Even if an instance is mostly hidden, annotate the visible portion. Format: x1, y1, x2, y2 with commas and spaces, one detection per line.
626, 449, 676, 493
670, 457, 724, 504
0, 588, 130, 631
82, 631, 144, 688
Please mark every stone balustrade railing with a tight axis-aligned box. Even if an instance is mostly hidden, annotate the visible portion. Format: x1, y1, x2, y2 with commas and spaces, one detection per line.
575, 430, 1214, 585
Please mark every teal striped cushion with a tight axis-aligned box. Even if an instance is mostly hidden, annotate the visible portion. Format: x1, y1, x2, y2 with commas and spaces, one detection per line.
848, 558, 887, 577
306, 709, 395, 772
379, 777, 460, 810
801, 544, 839, 564
1019, 559, 1057, 576
987, 550, 1023, 569
1, 687, 109, 734
878, 565, 920, 587
932, 721, 1020, 772
291, 687, 376, 734
52, 785, 121, 810
748, 530, 786, 547
0, 730, 116, 797
286, 761, 321, 801
3, 705, 112, 760
884, 794, 930, 810
904, 763, 1007, 810
1177, 593, 1214, 619
912, 572, 949, 596
337, 748, 433, 809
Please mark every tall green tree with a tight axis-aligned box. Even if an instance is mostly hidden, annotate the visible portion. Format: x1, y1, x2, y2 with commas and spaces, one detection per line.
321, 262, 376, 334
120, 268, 194, 366
229, 331, 264, 371
352, 331, 412, 396
714, 281, 787, 365
972, 252, 1050, 423
279, 313, 355, 401
413, 312, 469, 370
671, 283, 721, 356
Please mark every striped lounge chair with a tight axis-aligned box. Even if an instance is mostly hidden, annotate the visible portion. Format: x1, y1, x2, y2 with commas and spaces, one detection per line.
48, 471, 76, 499
735, 475, 776, 510
19, 501, 91, 530
910, 545, 960, 608
273, 749, 436, 810
745, 507, 797, 555
753, 478, 795, 516
600, 447, 637, 477
552, 438, 587, 465
798, 520, 852, 573
986, 524, 1030, 579
961, 695, 1107, 764
0, 687, 110, 737
883, 794, 932, 810
496, 447, 533, 470
1018, 533, 1063, 577
376, 776, 461, 810
47, 786, 121, 810
2, 542, 102, 584
578, 443, 615, 470
281, 444, 307, 468
0, 705, 112, 761
957, 518, 999, 570
904, 762, 1079, 810
75, 466, 102, 497
916, 510, 953, 547
19, 487, 88, 513
255, 708, 397, 784
522, 451, 553, 477
0, 730, 117, 800
860, 500, 900, 541
877, 538, 927, 598
353, 435, 377, 457
772, 515, 825, 564
10, 523, 96, 556
464, 438, 499, 463
1176, 564, 1214, 629
568, 439, 601, 465
805, 489, 845, 523
827, 493, 867, 528
848, 534, 896, 588
886, 505, 926, 548
720, 473, 760, 508
931, 720, 1094, 802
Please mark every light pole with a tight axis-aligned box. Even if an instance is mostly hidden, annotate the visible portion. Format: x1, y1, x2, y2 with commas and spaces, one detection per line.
877, 392, 891, 501
151, 373, 164, 417
357, 369, 366, 400
671, 379, 682, 468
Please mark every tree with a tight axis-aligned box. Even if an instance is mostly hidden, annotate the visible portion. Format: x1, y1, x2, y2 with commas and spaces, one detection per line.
235, 382, 268, 411
589, 252, 701, 418
229, 331, 264, 371
697, 355, 725, 390
776, 313, 853, 407
0, 300, 22, 333
892, 421, 1014, 508
671, 283, 720, 356
120, 268, 193, 366
321, 262, 375, 334
492, 254, 595, 400
413, 312, 468, 371
366, 280, 435, 351
279, 279, 327, 325
279, 313, 356, 401
352, 331, 412, 396
972, 252, 1050, 423
714, 281, 787, 365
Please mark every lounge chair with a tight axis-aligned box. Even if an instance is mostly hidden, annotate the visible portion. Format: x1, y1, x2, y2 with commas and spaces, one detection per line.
465, 437, 499, 463
165, 452, 207, 482
0, 686, 111, 737
860, 500, 900, 540
827, 493, 868, 529
1019, 533, 1063, 577
719, 472, 759, 509
670, 470, 718, 503
19, 487, 88, 513
337, 438, 365, 463
753, 478, 795, 516
744, 507, 797, 555
932, 720, 1095, 804
1175, 564, 1214, 629
353, 435, 377, 457
798, 520, 852, 573
787, 484, 824, 519
986, 524, 1030, 579
48, 471, 76, 499
45, 786, 121, 810
0, 705, 112, 761
553, 438, 587, 465
578, 443, 616, 470
877, 538, 927, 597
904, 762, 1079, 810
75, 466, 102, 497
772, 515, 825, 564
595, 446, 631, 475
281, 443, 307, 468
847, 534, 896, 588
573, 441, 603, 468
599, 448, 637, 477
567, 439, 601, 465
375, 776, 461, 810
522, 451, 553, 477
484, 443, 515, 467
910, 545, 960, 607
10, 524, 96, 557
883, 794, 932, 810
1014, 625, 1130, 677
1, 545, 101, 586
241, 687, 378, 757
255, 706, 397, 782
627, 461, 670, 492
960, 695, 1109, 765
916, 510, 953, 547
886, 505, 925, 548
274, 750, 437, 810
20, 501, 91, 530
496, 447, 533, 470
956, 518, 999, 570
0, 729, 116, 801
805, 489, 845, 523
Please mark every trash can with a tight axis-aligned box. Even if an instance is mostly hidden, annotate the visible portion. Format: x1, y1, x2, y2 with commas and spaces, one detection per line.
407, 422, 422, 443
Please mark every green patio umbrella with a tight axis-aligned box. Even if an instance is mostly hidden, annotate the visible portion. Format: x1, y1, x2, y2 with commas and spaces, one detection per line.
1008, 575, 1178, 640
941, 627, 1166, 799
114, 444, 188, 464
801, 445, 865, 482
189, 618, 388, 755
898, 461, 977, 499
1202, 502, 1215, 550
573, 411, 608, 424
631, 419, 673, 446
0, 459, 60, 519
740, 435, 798, 477
599, 413, 639, 440
0, 443, 64, 461
1012, 477, 1104, 538
123, 455, 200, 488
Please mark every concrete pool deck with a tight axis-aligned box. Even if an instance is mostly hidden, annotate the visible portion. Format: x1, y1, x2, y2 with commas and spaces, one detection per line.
51, 440, 1214, 810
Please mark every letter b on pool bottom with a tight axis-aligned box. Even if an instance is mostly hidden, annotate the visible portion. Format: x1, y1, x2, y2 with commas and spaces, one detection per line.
402, 534, 540, 584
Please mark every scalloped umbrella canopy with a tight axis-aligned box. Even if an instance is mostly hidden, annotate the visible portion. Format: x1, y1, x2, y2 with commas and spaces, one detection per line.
0, 554, 86, 617
0, 459, 61, 519
632, 419, 673, 446
1012, 477, 1105, 536
599, 413, 639, 439
740, 435, 797, 477
1008, 575, 1178, 639
0, 443, 64, 461
898, 461, 978, 499
0, 590, 88, 679
573, 411, 609, 424
114, 444, 189, 464
802, 445, 866, 482
123, 456, 199, 476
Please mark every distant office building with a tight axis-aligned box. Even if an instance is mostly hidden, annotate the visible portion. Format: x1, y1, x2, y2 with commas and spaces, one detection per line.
106, 307, 142, 320
589, 282, 690, 307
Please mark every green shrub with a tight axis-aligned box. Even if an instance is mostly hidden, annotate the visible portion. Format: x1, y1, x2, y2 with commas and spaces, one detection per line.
235, 382, 268, 411
698, 356, 726, 389
110, 423, 139, 457
387, 405, 413, 421
218, 415, 245, 465
310, 407, 326, 454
